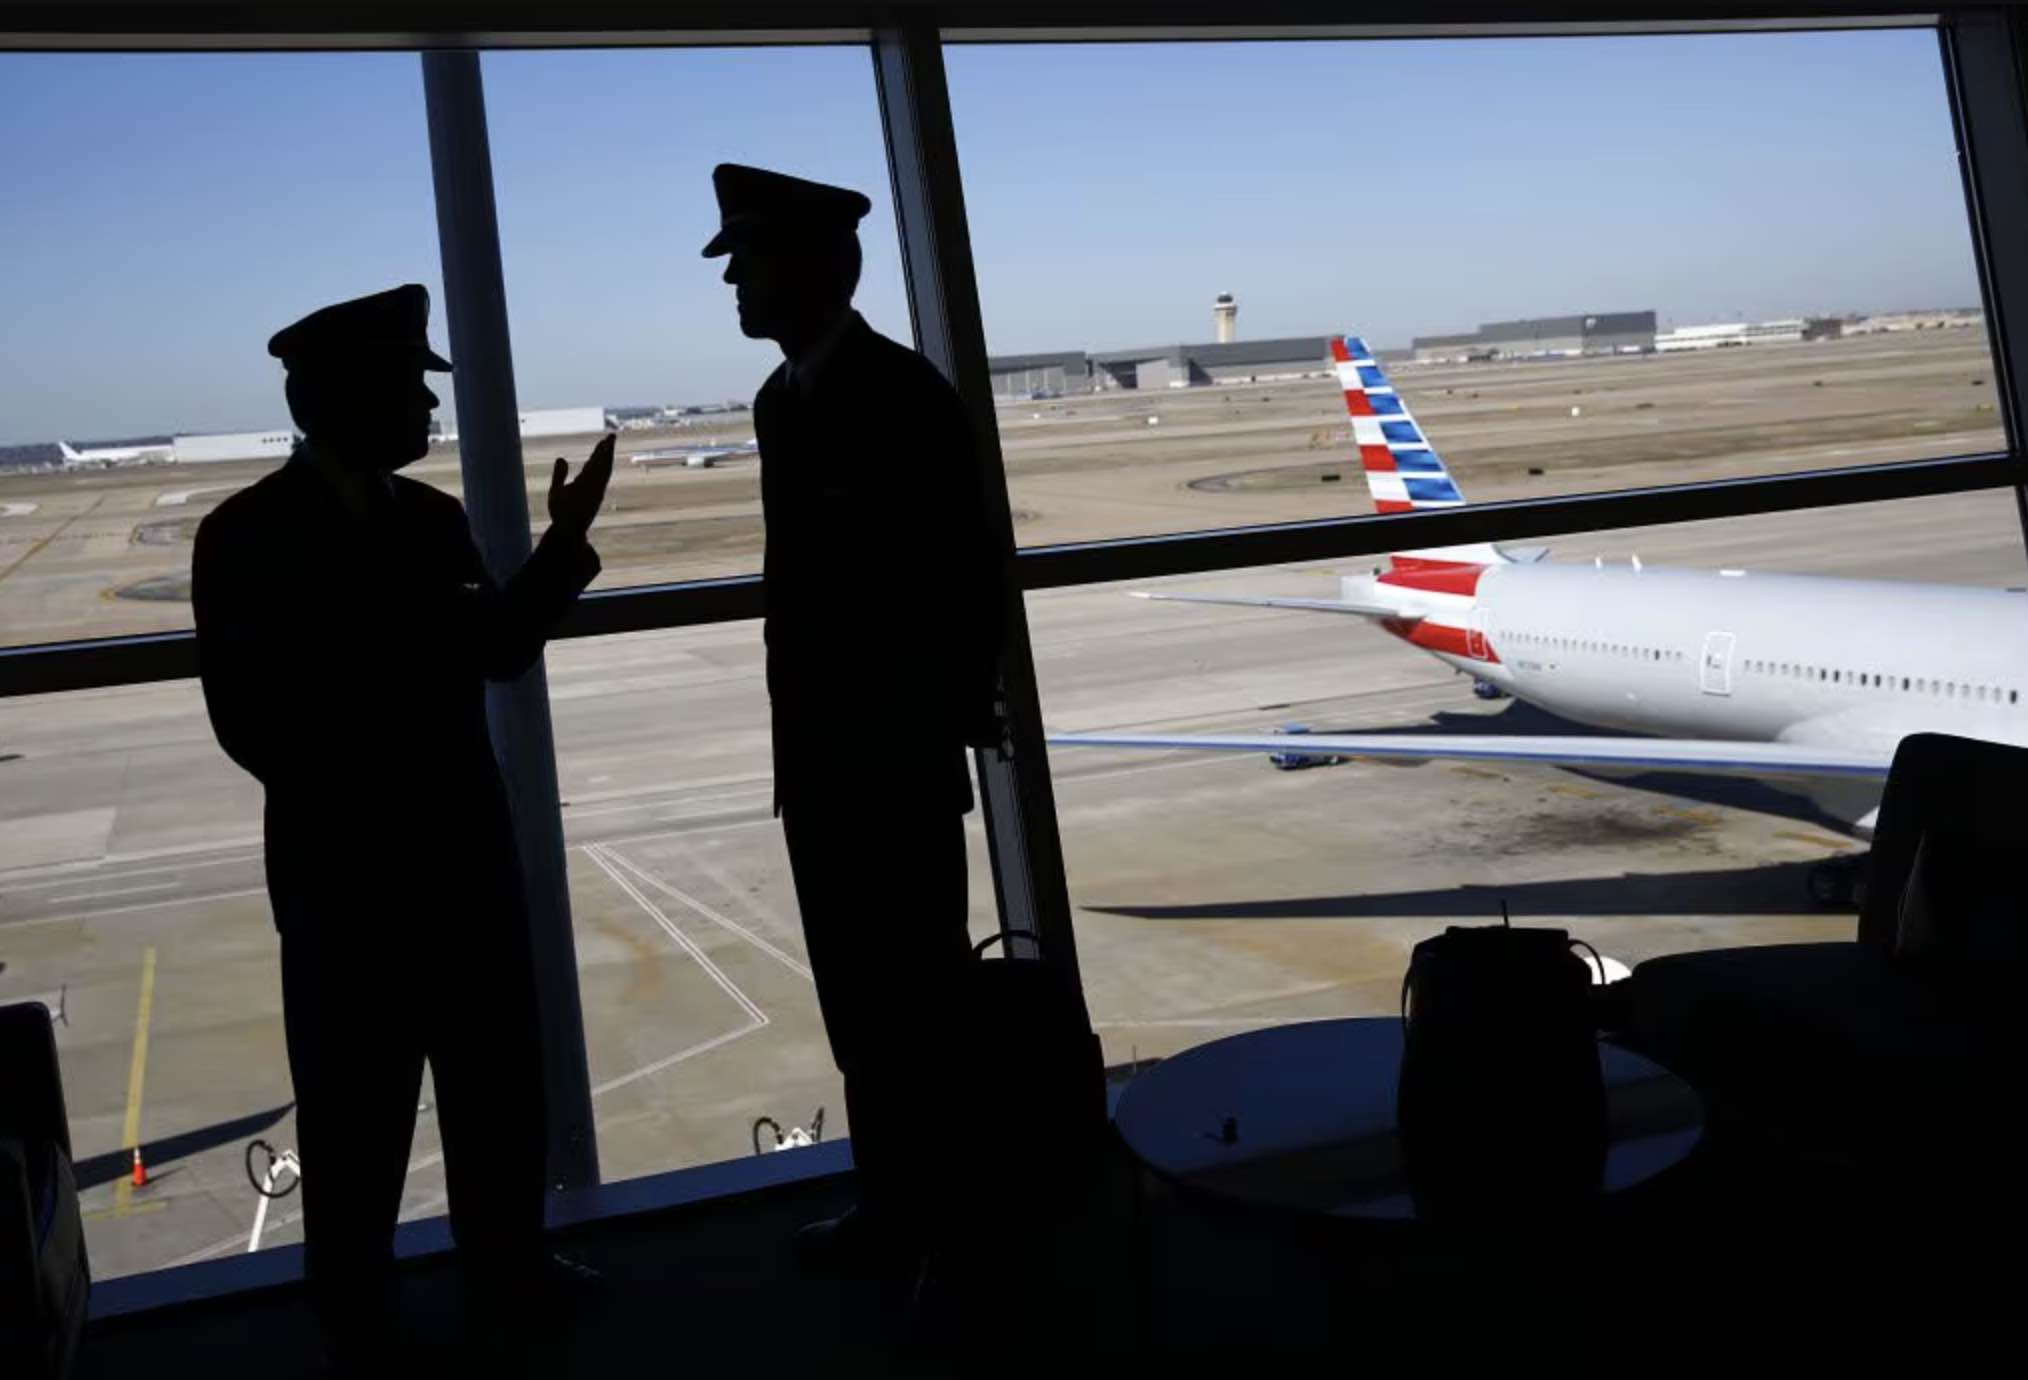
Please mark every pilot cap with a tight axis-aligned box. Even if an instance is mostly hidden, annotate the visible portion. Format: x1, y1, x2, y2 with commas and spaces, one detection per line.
267, 284, 453, 373
702, 163, 872, 257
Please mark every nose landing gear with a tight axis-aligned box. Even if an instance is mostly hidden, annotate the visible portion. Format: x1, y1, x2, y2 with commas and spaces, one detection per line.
1807, 854, 1869, 910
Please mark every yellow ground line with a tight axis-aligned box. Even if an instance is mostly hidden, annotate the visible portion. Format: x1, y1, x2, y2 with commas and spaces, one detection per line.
1774, 830, 1856, 853
84, 1200, 167, 1224
0, 495, 102, 587
113, 945, 157, 1210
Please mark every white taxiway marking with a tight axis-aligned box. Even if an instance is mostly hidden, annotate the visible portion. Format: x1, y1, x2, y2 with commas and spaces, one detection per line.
655, 834, 798, 955
46, 880, 179, 904
590, 1023, 762, 1097
0, 503, 38, 519
153, 486, 228, 508
0, 836, 264, 887
0, 886, 269, 931
579, 749, 1254, 856
582, 843, 768, 1026
595, 814, 780, 851
560, 780, 773, 825
6, 850, 265, 893
594, 844, 812, 981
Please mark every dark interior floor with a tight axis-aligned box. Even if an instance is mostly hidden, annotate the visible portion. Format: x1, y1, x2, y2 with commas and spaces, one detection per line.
77, 1119, 2017, 1375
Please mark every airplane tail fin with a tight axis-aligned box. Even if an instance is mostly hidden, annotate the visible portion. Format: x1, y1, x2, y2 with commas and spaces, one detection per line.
1332, 335, 1505, 567
56, 441, 80, 463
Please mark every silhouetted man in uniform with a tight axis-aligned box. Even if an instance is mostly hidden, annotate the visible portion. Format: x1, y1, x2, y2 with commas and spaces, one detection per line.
706, 165, 1006, 1249
192, 285, 612, 1344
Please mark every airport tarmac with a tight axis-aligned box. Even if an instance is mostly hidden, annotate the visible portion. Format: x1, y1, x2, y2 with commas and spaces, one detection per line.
0, 329, 2002, 648
0, 335, 2021, 1280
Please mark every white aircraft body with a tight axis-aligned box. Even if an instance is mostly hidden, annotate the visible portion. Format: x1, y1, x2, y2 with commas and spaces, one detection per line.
630, 438, 758, 469
1049, 335, 2028, 895
57, 439, 174, 466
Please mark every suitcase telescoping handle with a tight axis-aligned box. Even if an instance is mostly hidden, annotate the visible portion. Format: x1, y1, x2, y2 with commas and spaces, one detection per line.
973, 928, 1044, 959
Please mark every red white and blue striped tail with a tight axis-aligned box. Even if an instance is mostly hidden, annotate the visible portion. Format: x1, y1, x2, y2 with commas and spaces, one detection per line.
1331, 335, 1466, 513
1332, 334, 1506, 568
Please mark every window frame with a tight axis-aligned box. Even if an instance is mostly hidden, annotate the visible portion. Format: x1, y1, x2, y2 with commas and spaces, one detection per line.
10, 1, 2028, 1314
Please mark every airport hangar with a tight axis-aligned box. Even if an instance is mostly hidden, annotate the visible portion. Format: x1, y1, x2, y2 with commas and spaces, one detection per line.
987, 313, 1659, 398
1411, 310, 1658, 363
987, 336, 1336, 398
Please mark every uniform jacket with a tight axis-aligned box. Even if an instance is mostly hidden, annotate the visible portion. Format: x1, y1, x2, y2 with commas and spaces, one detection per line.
756, 314, 1005, 816
192, 452, 598, 933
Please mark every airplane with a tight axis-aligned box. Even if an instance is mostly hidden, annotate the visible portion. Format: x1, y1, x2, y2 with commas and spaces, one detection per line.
630, 438, 759, 469
56, 438, 174, 467
1048, 335, 2028, 905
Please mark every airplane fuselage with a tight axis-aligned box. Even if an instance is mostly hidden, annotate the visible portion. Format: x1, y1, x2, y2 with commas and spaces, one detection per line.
1364, 560, 2028, 826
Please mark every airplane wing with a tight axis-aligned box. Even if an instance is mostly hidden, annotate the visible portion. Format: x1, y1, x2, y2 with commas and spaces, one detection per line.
1047, 730, 1891, 784
1131, 591, 1406, 619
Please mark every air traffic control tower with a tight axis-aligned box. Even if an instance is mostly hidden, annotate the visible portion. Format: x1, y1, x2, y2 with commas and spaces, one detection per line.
1214, 292, 1237, 343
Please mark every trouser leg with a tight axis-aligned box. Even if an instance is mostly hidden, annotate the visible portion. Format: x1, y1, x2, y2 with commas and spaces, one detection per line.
280, 930, 424, 1310
782, 805, 971, 1224
430, 909, 549, 1270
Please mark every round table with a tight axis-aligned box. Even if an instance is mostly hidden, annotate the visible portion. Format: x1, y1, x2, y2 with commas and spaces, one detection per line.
1114, 1017, 1702, 1220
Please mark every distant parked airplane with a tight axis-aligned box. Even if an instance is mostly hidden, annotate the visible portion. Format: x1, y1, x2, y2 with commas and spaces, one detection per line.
630, 439, 759, 469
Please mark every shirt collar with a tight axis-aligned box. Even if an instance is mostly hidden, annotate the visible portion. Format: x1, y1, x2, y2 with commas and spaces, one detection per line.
786, 309, 858, 397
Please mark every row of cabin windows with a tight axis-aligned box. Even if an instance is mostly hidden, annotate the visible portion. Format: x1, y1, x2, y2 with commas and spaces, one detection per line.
1740, 658, 2020, 704
1500, 629, 2020, 705
1503, 630, 1687, 664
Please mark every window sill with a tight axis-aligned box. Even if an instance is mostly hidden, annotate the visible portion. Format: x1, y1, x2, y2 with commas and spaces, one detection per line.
86, 1139, 854, 1321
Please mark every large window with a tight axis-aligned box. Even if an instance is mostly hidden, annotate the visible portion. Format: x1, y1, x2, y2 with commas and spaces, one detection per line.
0, 680, 469, 1279
0, 41, 984, 1273
1037, 489, 2025, 1068
547, 626, 1000, 1179
483, 45, 911, 590
947, 30, 2004, 549
6, 10, 2028, 1308
0, 54, 449, 651
481, 45, 983, 1180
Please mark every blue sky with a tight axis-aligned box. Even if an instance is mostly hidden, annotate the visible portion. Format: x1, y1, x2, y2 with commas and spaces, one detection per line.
0, 29, 1984, 443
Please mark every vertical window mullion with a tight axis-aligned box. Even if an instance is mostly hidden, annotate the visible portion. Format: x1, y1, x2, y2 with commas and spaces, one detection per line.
420, 48, 598, 1191
869, 23, 1084, 991
1939, 11, 2028, 565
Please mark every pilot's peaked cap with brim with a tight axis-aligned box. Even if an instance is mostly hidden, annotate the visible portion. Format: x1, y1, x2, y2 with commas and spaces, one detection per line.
268, 284, 453, 374
702, 163, 872, 257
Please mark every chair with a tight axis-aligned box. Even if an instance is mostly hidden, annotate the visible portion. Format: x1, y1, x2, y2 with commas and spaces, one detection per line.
1623, 733, 2021, 1219
0, 1001, 89, 1379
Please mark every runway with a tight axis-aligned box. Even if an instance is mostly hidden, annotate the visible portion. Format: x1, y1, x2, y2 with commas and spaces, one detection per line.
0, 333, 2021, 1279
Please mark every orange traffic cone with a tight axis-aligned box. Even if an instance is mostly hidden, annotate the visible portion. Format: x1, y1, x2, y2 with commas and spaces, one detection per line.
131, 1146, 148, 1189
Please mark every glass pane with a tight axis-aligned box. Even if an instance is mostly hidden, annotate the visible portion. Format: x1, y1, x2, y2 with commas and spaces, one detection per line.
547, 627, 1001, 1180
945, 30, 2003, 549
481, 46, 911, 590
1033, 491, 2024, 1068
0, 680, 460, 1280
0, 54, 449, 650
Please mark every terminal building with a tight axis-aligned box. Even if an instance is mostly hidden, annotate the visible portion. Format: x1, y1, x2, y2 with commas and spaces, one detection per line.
1411, 311, 1658, 363
171, 429, 296, 463
1844, 307, 1985, 334
518, 405, 608, 439
985, 349, 1093, 399
1655, 317, 1852, 351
